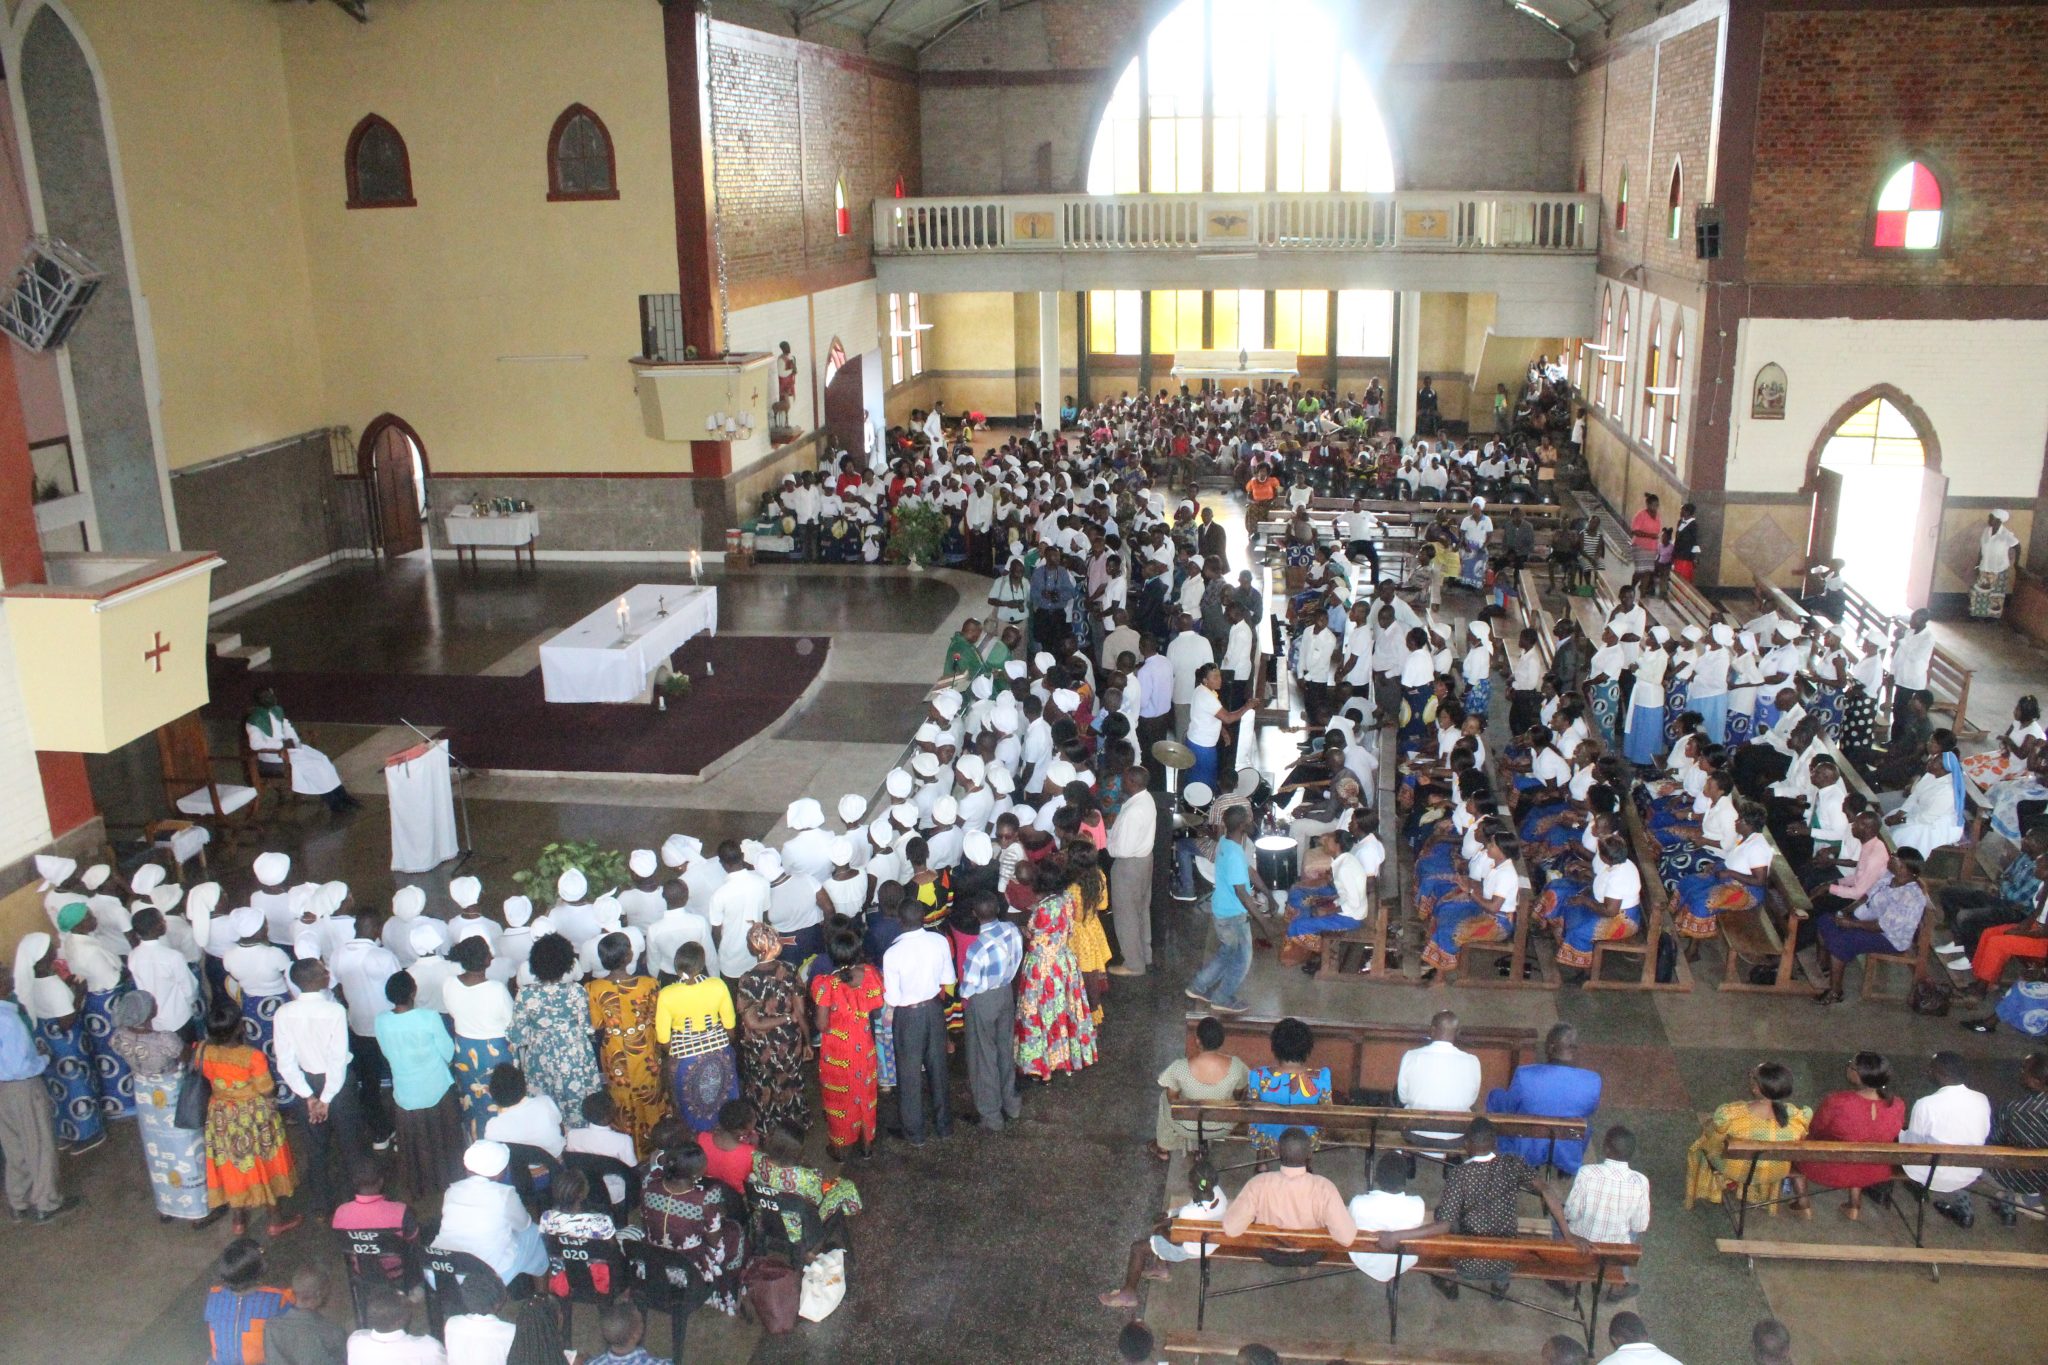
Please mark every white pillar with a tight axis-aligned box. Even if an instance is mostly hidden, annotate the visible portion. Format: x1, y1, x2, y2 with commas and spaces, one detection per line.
1395, 289, 1422, 441
1038, 290, 1060, 434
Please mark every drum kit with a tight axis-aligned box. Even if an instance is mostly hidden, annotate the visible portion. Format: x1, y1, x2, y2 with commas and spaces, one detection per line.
1254, 834, 1299, 890
1151, 739, 1195, 771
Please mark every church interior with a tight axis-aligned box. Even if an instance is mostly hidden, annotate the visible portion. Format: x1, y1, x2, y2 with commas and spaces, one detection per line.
0, 1, 2046, 1362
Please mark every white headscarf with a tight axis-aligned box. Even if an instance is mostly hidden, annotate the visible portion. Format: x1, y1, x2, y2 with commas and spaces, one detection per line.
12, 933, 69, 1020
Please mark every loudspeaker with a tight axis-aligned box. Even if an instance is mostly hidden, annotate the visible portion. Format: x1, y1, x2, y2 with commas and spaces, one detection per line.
0, 237, 101, 353
1694, 204, 1722, 260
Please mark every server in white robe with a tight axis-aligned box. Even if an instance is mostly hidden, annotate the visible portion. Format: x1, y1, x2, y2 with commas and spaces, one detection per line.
244, 689, 360, 812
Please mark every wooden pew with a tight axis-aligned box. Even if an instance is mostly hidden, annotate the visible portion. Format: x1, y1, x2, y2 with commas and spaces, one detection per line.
1185, 1015, 1538, 1100
1169, 1100, 1589, 1174
1714, 829, 1814, 994
1720, 1138, 2048, 1250
1161, 1330, 1523, 1365
1167, 1218, 1638, 1349
1590, 798, 1693, 991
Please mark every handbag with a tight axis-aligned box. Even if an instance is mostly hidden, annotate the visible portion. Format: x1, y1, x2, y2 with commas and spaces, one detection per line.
743, 1255, 802, 1335
1908, 979, 1953, 1017
173, 1044, 210, 1131
797, 1248, 847, 1322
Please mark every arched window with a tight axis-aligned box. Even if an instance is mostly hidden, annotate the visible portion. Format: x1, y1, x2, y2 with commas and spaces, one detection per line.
346, 114, 414, 209
1577, 163, 1587, 193
1614, 298, 1632, 422
547, 104, 617, 201
1079, 0, 1396, 364
1666, 160, 1683, 240
1639, 307, 1661, 442
1874, 160, 1943, 250
1822, 394, 1928, 469
1615, 166, 1629, 233
834, 177, 851, 238
1596, 287, 1614, 410
892, 175, 906, 199
1663, 325, 1684, 463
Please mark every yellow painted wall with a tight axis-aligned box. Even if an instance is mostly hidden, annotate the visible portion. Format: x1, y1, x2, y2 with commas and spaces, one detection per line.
275, 0, 683, 475
60, 0, 325, 469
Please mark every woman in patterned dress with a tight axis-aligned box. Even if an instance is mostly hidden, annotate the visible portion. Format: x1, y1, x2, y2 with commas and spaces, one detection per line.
584, 934, 665, 1156
810, 929, 884, 1161
13, 932, 104, 1152
56, 905, 134, 1121
508, 931, 605, 1131
734, 924, 812, 1137
1013, 857, 1099, 1081
198, 999, 300, 1238
640, 1143, 748, 1315
109, 990, 215, 1224
443, 936, 517, 1143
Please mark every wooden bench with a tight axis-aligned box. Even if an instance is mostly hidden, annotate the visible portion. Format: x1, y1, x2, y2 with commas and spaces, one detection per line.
1185, 1016, 1539, 1100
1721, 1138, 2048, 1252
1714, 1239, 2048, 1279
1161, 1330, 1523, 1365
1169, 1100, 1589, 1176
1714, 831, 1813, 994
1167, 1218, 1638, 1349
1753, 581, 1977, 737
1588, 798, 1693, 991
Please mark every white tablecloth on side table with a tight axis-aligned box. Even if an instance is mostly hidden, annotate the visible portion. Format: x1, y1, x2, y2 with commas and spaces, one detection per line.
386, 739, 459, 873
538, 584, 719, 703
444, 511, 540, 546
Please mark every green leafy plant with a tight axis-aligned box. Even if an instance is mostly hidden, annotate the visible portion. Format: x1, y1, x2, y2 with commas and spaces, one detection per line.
886, 501, 949, 566
510, 840, 630, 898
659, 672, 693, 696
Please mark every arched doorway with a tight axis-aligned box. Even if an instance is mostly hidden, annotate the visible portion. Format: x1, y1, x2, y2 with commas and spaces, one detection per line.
356, 414, 428, 557
1804, 386, 1946, 614
821, 342, 864, 456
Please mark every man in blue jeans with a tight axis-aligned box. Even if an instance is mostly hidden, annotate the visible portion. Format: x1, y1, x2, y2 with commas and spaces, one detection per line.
1187, 806, 1259, 1013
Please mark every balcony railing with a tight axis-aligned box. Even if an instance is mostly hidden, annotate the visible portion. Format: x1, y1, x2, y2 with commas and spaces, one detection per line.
873, 191, 1597, 256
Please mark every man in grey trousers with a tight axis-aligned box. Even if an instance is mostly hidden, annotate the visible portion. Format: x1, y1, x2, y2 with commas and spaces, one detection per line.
958, 893, 1023, 1133
1106, 766, 1157, 976
0, 970, 75, 1223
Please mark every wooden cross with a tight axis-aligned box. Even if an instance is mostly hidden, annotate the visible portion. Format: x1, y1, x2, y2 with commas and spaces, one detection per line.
144, 631, 171, 673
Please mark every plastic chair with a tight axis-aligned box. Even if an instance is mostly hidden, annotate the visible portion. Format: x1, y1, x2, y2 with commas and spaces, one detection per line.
745, 1184, 847, 1268
503, 1142, 566, 1215
421, 1248, 507, 1338
628, 1240, 715, 1360
338, 1226, 424, 1330
564, 1150, 641, 1223
542, 1231, 630, 1338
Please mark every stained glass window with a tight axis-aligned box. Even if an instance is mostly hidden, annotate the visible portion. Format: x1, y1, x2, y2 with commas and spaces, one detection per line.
1874, 162, 1942, 250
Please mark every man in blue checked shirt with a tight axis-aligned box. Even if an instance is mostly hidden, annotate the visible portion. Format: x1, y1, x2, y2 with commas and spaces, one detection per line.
959, 892, 1024, 1133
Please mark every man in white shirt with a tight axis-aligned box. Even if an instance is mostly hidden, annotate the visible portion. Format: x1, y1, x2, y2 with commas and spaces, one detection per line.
483, 1066, 565, 1157
706, 845, 772, 981
1396, 1011, 1482, 1140
433, 1140, 547, 1285
1295, 607, 1339, 728
1106, 768, 1157, 976
1348, 1152, 1428, 1284
126, 906, 198, 1037
1597, 1312, 1683, 1365
1902, 1051, 1994, 1227
1166, 615, 1216, 742
646, 879, 716, 984
1889, 607, 1937, 734
347, 1284, 447, 1365
882, 899, 956, 1145
273, 958, 360, 1216
330, 904, 400, 1144
1220, 603, 1257, 712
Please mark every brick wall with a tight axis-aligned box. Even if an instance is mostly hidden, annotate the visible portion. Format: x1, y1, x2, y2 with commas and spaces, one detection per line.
1746, 7, 2048, 286
710, 26, 921, 295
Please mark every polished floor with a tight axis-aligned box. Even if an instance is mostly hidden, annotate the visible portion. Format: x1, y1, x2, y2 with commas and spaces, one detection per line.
28, 542, 2048, 1364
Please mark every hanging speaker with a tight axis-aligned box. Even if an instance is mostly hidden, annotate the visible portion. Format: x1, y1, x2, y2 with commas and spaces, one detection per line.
1694, 204, 1722, 260
0, 237, 102, 352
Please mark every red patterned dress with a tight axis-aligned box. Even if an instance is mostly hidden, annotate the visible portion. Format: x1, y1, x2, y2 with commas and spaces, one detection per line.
810, 965, 884, 1149
1014, 887, 1099, 1080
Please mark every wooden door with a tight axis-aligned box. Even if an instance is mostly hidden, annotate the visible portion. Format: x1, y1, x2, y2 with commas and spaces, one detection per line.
1806, 467, 1841, 569
823, 353, 865, 455
1904, 466, 1948, 611
363, 421, 423, 556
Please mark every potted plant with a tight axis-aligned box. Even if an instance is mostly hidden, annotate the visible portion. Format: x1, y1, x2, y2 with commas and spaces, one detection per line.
657, 671, 692, 710
511, 841, 629, 900
886, 501, 949, 571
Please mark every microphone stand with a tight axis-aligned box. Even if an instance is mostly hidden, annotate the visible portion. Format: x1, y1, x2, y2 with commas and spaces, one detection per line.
398, 717, 476, 872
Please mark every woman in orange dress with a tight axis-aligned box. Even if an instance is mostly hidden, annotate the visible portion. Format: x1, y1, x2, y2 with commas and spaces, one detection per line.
198, 1000, 299, 1237
809, 929, 884, 1161
586, 938, 666, 1157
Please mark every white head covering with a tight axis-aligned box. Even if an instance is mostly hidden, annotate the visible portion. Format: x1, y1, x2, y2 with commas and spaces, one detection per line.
1051, 689, 1080, 714
409, 922, 444, 956
828, 838, 854, 868
591, 895, 624, 931
1681, 624, 1705, 643
502, 895, 534, 928
1710, 623, 1733, 646
231, 906, 266, 940
931, 796, 959, 825
464, 1140, 511, 1178
12, 933, 59, 1020
185, 883, 220, 920
33, 855, 75, 890
970, 676, 993, 700
661, 834, 700, 868
992, 708, 1019, 735
1775, 621, 1800, 640
130, 864, 166, 896
151, 884, 185, 913
932, 690, 963, 720
1033, 651, 1055, 672
1004, 660, 1027, 681
1738, 631, 1758, 652
253, 852, 291, 887
80, 864, 111, 892
955, 755, 986, 783
837, 794, 868, 825
988, 765, 1015, 794
912, 752, 941, 779
556, 869, 588, 903
392, 886, 427, 920
890, 802, 919, 830
1046, 760, 1077, 788
785, 798, 825, 831
886, 769, 915, 799
962, 831, 994, 865
1650, 626, 1672, 645
293, 935, 323, 962
449, 876, 482, 910
1468, 621, 1490, 642
1011, 803, 1038, 826
629, 849, 658, 879
1992, 508, 2011, 522
287, 883, 319, 921
867, 818, 897, 850
914, 723, 941, 746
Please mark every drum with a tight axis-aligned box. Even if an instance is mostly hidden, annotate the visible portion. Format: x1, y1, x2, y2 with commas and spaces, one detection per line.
1255, 835, 1299, 891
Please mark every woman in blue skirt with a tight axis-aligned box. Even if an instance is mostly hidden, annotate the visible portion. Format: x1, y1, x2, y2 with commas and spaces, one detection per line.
13, 933, 105, 1151
1421, 828, 1524, 979
1623, 628, 1672, 767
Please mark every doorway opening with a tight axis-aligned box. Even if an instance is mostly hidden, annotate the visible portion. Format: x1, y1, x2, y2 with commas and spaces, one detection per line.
356, 414, 429, 558
1805, 389, 1944, 615
822, 348, 864, 458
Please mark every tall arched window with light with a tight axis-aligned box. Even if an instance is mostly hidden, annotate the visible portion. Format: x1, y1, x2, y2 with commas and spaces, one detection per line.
1614, 299, 1631, 424
1081, 0, 1395, 364
1666, 161, 1683, 240
1639, 307, 1661, 442
1615, 166, 1629, 233
1663, 325, 1684, 464
1596, 288, 1614, 410
1874, 161, 1943, 250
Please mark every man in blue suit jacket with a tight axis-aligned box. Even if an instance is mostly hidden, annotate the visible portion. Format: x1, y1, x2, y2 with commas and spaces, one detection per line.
1485, 1022, 1602, 1173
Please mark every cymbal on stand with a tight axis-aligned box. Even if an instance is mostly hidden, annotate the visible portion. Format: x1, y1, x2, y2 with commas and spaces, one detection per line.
1151, 739, 1196, 771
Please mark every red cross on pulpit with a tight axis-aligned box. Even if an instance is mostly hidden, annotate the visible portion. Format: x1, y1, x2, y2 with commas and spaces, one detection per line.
144, 631, 171, 673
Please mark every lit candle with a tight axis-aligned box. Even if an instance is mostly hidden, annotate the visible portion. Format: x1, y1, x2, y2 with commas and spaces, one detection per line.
690, 549, 702, 582
616, 597, 629, 632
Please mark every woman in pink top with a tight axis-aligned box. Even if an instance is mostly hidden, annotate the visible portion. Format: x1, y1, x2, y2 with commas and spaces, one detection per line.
1628, 493, 1663, 595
